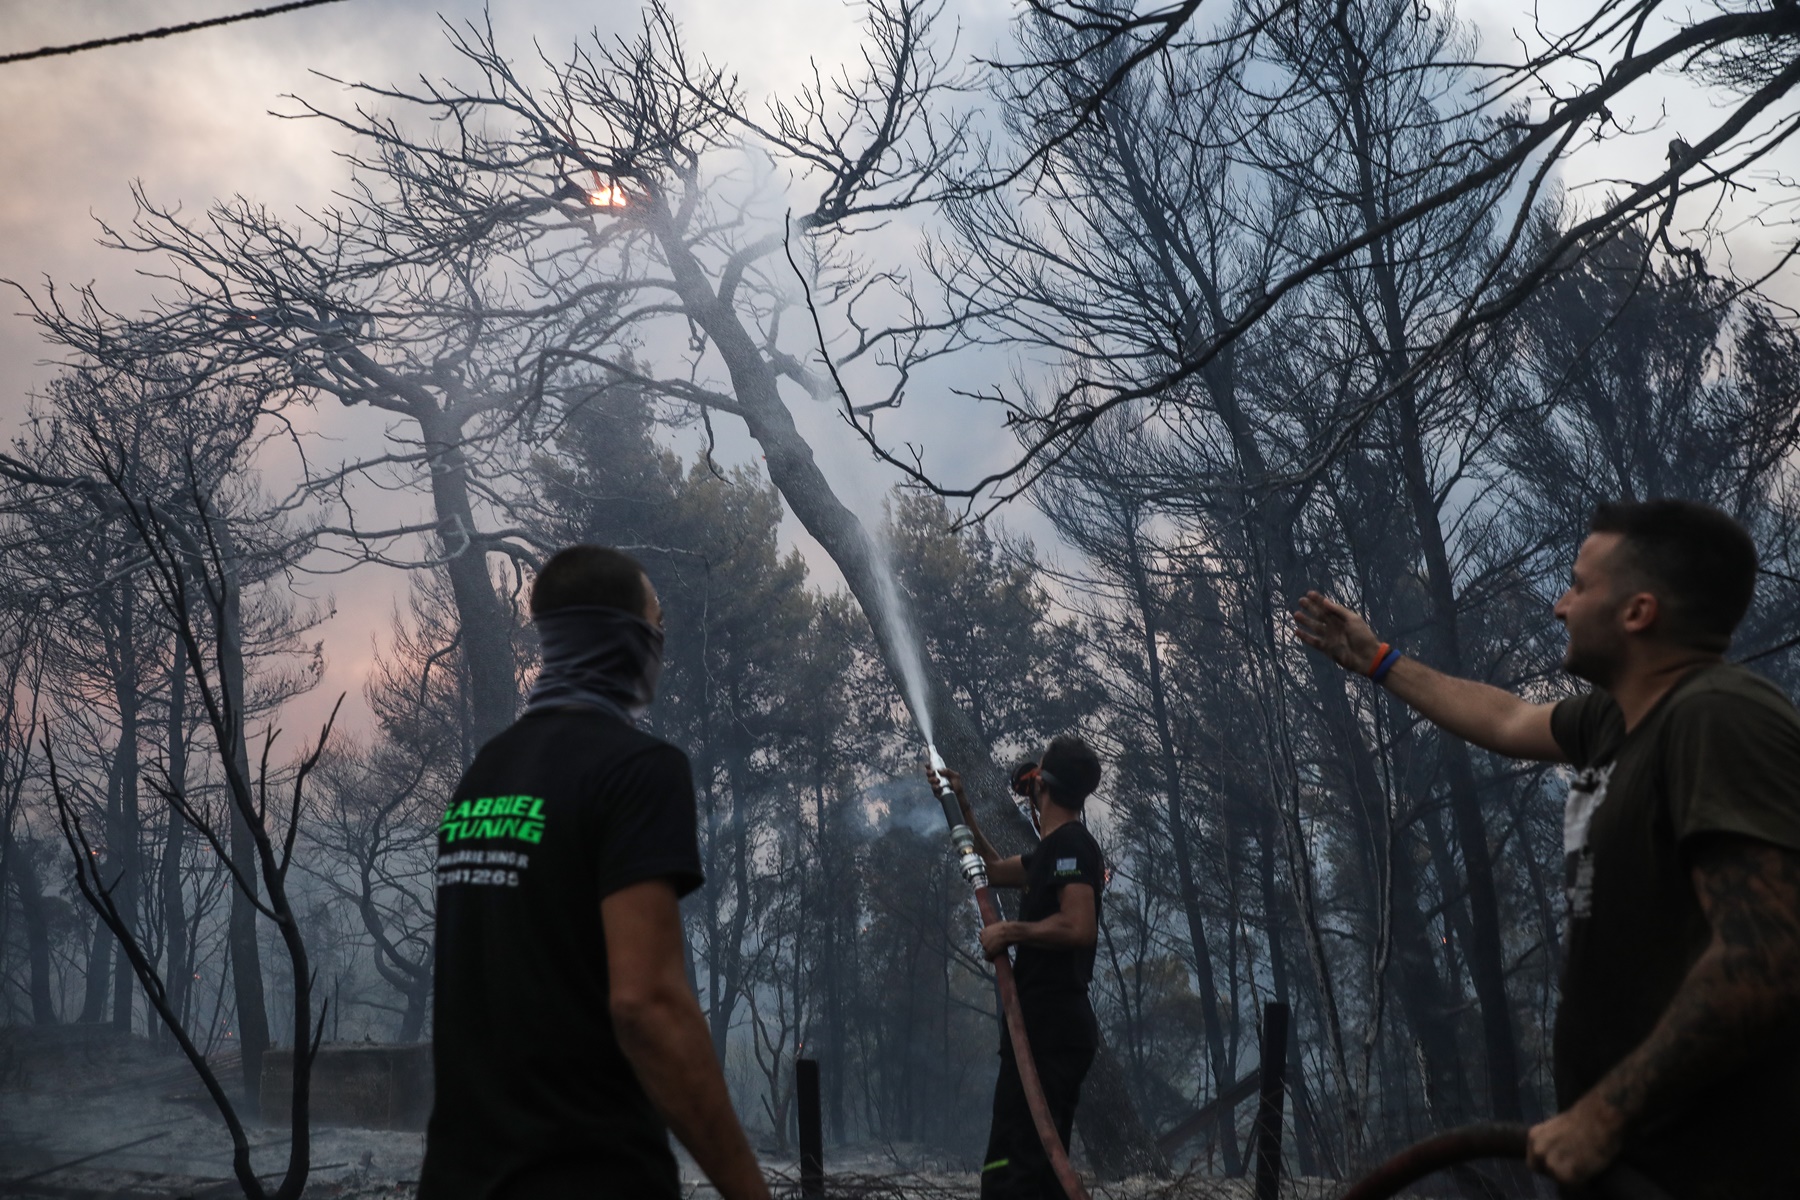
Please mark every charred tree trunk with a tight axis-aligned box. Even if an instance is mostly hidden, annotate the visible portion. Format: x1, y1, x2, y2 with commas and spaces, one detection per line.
1335, 18, 1522, 1121
710, 683, 754, 1061
160, 656, 189, 1045
1254, 796, 1319, 1175
12, 850, 58, 1024
309, 343, 518, 751
1315, 664, 1473, 1124
397, 976, 431, 1043
1195, 318, 1375, 1148
109, 592, 141, 1033
361, 879, 433, 1043
817, 768, 849, 1144
212, 527, 271, 1111
1127, 537, 1242, 1171
415, 401, 516, 748
1179, 233, 1472, 1137
79, 912, 110, 1023
699, 733, 729, 1054
1387, 402, 1522, 1121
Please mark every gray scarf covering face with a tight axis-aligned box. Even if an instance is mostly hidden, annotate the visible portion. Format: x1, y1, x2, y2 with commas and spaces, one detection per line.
524, 605, 665, 725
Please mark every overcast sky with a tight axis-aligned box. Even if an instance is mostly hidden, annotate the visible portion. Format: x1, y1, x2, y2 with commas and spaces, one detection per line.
0, 0, 986, 734
3, 0, 1794, 736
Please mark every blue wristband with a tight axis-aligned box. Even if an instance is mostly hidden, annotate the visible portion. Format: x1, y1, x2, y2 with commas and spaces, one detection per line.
1370, 646, 1402, 683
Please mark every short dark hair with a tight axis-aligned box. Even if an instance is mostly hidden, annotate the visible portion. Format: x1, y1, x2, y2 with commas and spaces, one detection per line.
1588, 499, 1758, 651
530, 545, 648, 619
1039, 735, 1102, 809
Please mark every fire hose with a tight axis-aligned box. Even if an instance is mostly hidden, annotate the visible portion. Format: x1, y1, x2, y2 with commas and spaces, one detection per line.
929, 745, 1091, 1200
1337, 1122, 1675, 1200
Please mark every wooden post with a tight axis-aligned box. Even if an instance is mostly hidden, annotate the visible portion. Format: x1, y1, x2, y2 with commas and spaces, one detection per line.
1253, 1002, 1290, 1200
797, 1057, 824, 1199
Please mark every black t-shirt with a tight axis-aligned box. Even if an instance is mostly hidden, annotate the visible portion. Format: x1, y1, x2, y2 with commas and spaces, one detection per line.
1550, 663, 1800, 1200
420, 708, 705, 1200
1006, 820, 1105, 1052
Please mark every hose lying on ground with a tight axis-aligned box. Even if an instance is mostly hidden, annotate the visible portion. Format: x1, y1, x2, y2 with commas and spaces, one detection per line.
1337, 1122, 1674, 1200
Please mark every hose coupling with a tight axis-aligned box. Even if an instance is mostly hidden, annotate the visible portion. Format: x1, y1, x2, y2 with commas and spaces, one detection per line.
949, 824, 988, 888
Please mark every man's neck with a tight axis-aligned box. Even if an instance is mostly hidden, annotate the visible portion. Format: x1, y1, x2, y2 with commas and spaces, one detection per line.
1037, 801, 1082, 839
1607, 647, 1722, 732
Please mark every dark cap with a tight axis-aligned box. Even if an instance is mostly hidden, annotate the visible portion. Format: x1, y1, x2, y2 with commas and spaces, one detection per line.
1038, 736, 1101, 808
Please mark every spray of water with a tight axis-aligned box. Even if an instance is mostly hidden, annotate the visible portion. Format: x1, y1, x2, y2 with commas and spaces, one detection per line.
864, 535, 966, 831
865, 529, 935, 746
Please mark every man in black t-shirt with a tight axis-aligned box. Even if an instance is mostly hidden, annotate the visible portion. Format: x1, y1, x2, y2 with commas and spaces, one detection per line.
1296, 500, 1800, 1199
421, 546, 768, 1200
929, 736, 1106, 1200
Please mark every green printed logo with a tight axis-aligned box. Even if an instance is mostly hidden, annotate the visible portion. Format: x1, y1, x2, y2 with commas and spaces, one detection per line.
440, 795, 546, 845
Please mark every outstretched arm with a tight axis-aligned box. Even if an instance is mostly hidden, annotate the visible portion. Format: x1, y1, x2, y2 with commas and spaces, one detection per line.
1527, 834, 1800, 1184
604, 880, 770, 1200
1294, 590, 1565, 763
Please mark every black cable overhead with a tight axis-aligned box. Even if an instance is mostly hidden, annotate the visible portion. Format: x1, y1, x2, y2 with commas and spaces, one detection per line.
0, 0, 349, 67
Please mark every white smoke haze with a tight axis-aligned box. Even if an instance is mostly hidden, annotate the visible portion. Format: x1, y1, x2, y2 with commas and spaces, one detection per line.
6, 1, 1800, 1194
0, 0, 1019, 737
9, 0, 1777, 744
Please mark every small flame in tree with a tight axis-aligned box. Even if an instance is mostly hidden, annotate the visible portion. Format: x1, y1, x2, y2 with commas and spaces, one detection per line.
564, 125, 629, 210
587, 181, 629, 208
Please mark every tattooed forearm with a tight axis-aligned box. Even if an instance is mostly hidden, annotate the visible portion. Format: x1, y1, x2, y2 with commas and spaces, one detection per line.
1591, 835, 1800, 1128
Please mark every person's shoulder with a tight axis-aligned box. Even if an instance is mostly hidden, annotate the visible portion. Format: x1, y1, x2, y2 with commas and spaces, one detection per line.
1550, 687, 1622, 764
485, 716, 696, 796
1049, 819, 1103, 859
1666, 663, 1800, 725
1656, 664, 1800, 767
1048, 821, 1104, 892
518, 709, 689, 760
611, 727, 693, 776
1553, 686, 1620, 727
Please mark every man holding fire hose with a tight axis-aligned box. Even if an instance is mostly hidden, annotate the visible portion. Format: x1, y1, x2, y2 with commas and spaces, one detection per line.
1296, 499, 1800, 1199
929, 736, 1106, 1200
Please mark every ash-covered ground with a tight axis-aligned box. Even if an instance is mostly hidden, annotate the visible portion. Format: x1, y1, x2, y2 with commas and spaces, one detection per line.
0, 1025, 423, 1199
0, 1026, 1342, 1199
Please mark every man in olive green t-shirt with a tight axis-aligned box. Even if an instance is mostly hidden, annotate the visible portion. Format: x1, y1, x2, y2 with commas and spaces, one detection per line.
1296, 499, 1800, 1200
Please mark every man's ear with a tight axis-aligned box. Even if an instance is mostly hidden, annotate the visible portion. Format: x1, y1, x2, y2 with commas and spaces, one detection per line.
1620, 590, 1660, 635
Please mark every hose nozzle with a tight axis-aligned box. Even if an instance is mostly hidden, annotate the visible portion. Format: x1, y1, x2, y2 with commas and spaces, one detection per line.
927, 742, 957, 824
926, 743, 988, 888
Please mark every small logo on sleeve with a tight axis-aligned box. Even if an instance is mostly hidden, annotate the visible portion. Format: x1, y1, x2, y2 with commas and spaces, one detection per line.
1055, 856, 1079, 876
